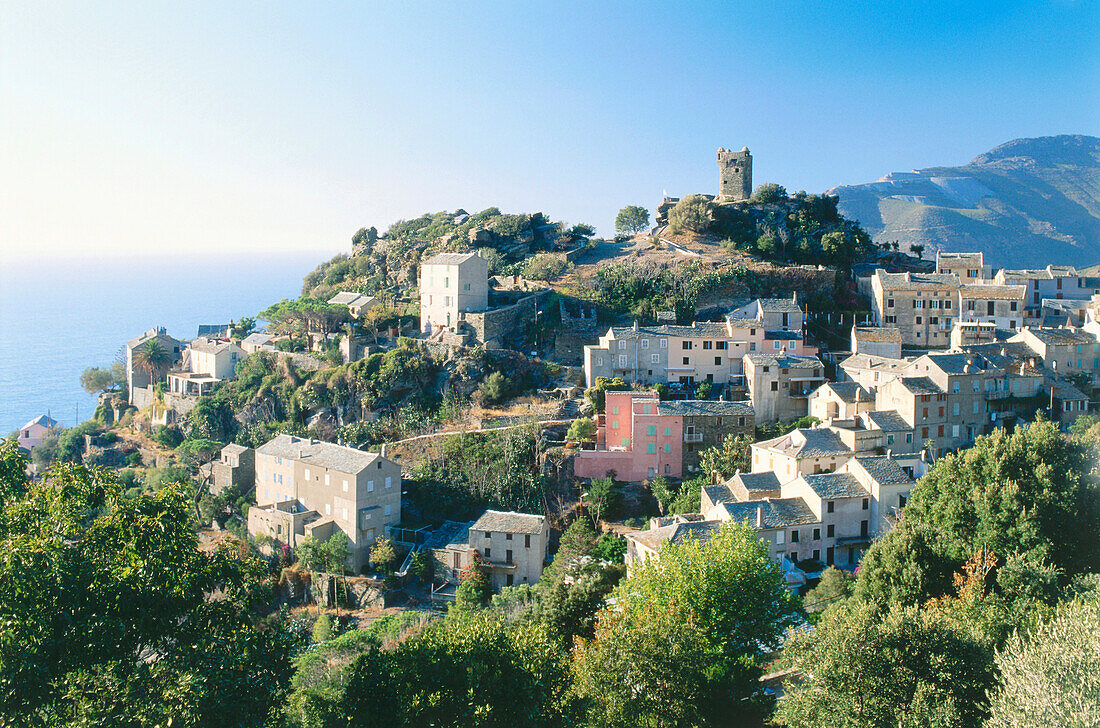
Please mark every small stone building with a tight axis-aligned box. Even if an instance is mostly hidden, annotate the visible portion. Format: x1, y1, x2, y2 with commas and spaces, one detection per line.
430, 510, 549, 592
212, 443, 254, 495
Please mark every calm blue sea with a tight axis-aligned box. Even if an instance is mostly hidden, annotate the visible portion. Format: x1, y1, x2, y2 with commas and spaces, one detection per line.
0, 252, 337, 435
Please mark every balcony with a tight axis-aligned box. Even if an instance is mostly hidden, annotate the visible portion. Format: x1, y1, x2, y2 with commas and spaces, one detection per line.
683, 432, 703, 443
985, 389, 1010, 400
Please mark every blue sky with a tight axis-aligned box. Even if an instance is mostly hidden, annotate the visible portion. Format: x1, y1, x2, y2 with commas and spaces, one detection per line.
2, 1, 1097, 260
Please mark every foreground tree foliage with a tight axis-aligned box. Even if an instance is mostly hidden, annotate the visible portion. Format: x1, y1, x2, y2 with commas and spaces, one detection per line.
340, 611, 572, 727
572, 521, 796, 727
0, 441, 294, 727
986, 597, 1100, 728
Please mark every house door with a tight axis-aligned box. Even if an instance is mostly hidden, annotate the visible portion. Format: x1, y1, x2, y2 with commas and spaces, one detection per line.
826, 547, 835, 565
647, 467, 655, 478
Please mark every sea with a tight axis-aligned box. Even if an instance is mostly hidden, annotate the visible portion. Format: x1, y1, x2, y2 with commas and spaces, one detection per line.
0, 251, 337, 435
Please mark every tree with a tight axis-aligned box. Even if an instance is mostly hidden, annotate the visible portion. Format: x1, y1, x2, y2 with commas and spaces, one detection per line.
80, 362, 125, 394
777, 600, 995, 728
755, 233, 778, 256
566, 417, 596, 442
132, 339, 173, 382
573, 521, 797, 726
341, 611, 572, 727
648, 475, 676, 515
312, 613, 336, 643
260, 298, 351, 349
698, 433, 752, 480
370, 537, 397, 572
695, 380, 713, 399
802, 566, 855, 613
0, 442, 295, 725
455, 553, 491, 609
584, 376, 629, 413
986, 598, 1100, 727
478, 371, 512, 405
584, 477, 621, 525
667, 194, 712, 234
615, 205, 650, 235
523, 253, 571, 282
297, 532, 350, 574
750, 183, 787, 203
909, 243, 925, 259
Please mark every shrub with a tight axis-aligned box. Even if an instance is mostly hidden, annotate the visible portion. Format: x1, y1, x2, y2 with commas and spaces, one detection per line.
312, 613, 335, 643
667, 195, 712, 234
751, 183, 787, 203
566, 417, 596, 442
522, 253, 571, 282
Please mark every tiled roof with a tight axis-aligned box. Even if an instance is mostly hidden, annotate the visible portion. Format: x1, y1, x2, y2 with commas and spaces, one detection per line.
21, 414, 59, 429
424, 520, 472, 550
730, 471, 782, 493
1041, 298, 1091, 311
221, 443, 249, 455
243, 332, 274, 344
801, 471, 869, 499
852, 455, 913, 486
257, 434, 388, 474
1020, 327, 1095, 346
630, 520, 723, 551
756, 428, 850, 458
190, 338, 238, 354
470, 510, 546, 535
764, 330, 805, 341
424, 252, 482, 266
724, 316, 768, 330
721, 498, 819, 529
853, 326, 902, 343
756, 297, 803, 314
898, 376, 944, 395
915, 353, 990, 375
864, 409, 910, 431
875, 270, 960, 290
818, 381, 871, 404
659, 322, 733, 338
937, 252, 983, 262
703, 484, 735, 506
196, 324, 229, 337
657, 400, 754, 417
958, 284, 1025, 300
746, 353, 822, 368
840, 353, 912, 372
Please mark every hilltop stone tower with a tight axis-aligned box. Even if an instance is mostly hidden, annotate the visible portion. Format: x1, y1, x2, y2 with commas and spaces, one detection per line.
717, 146, 752, 201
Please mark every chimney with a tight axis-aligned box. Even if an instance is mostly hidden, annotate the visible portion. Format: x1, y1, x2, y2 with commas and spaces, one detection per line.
633, 320, 639, 332
756, 503, 763, 528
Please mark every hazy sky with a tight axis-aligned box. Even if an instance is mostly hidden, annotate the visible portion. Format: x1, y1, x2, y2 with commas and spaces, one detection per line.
2, 1, 1098, 261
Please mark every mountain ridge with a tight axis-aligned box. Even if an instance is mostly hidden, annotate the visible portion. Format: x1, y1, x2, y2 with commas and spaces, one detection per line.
828, 134, 1100, 269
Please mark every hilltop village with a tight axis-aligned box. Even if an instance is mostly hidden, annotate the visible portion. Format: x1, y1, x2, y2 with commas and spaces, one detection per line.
10, 148, 1100, 725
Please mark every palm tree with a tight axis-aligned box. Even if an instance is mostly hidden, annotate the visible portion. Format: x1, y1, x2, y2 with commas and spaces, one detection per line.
133, 339, 172, 384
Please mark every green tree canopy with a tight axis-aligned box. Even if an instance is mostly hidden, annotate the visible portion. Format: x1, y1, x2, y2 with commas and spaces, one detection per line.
698, 433, 752, 480
750, 183, 787, 203
667, 194, 712, 234
573, 521, 796, 726
523, 253, 572, 282
566, 417, 596, 442
0, 441, 294, 725
80, 361, 126, 394
615, 205, 650, 235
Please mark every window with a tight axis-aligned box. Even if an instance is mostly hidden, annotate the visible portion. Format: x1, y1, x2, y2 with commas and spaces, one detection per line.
716, 341, 727, 350
325, 503, 331, 515
618, 355, 627, 366
651, 354, 659, 363
611, 420, 619, 430
922, 427, 929, 438
664, 427, 671, 436
485, 547, 491, 559
827, 524, 835, 537
827, 501, 835, 514
953, 402, 960, 416
791, 530, 799, 542
463, 282, 470, 290
368, 480, 374, 492
774, 340, 782, 350
621, 437, 630, 447
887, 298, 894, 308
862, 498, 868, 510
342, 507, 348, 520
525, 534, 531, 548
647, 443, 656, 454
776, 531, 785, 545
660, 339, 667, 348
643, 404, 652, 415
682, 356, 690, 365
682, 341, 691, 350
770, 381, 778, 391
813, 549, 820, 560
916, 316, 922, 324
813, 528, 820, 540
385, 476, 392, 489
906, 433, 913, 443
324, 473, 330, 486
973, 401, 980, 414
505, 533, 512, 540
384, 504, 391, 516
885, 315, 897, 324
647, 425, 656, 436
887, 434, 895, 444
703, 341, 712, 350
1010, 301, 1017, 311
611, 405, 619, 415
506, 549, 512, 563
304, 468, 311, 480
663, 443, 671, 453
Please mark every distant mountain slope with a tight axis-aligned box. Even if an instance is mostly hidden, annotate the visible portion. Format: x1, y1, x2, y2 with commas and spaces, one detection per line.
828, 135, 1100, 269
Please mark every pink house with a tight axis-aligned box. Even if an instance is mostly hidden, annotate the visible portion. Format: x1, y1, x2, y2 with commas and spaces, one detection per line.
16, 414, 60, 452
574, 391, 684, 482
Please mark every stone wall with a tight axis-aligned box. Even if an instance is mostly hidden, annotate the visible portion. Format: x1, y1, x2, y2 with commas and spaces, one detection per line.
460, 295, 536, 349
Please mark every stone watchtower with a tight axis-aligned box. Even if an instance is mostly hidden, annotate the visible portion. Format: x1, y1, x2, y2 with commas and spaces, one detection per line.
717, 147, 752, 201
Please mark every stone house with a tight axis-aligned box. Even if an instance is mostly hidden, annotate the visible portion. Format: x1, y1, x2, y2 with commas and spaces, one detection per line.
1009, 327, 1100, 384
850, 326, 902, 359
837, 352, 912, 392
430, 510, 549, 591
241, 332, 276, 354
936, 251, 990, 281
328, 291, 381, 318
808, 381, 874, 422
658, 399, 755, 475
166, 338, 245, 398
949, 320, 1002, 349
870, 270, 961, 348
743, 352, 825, 423
419, 252, 489, 336
126, 327, 185, 405
727, 294, 804, 333
994, 265, 1100, 311
750, 426, 854, 484
212, 443, 255, 494
248, 435, 401, 573
957, 284, 1025, 331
